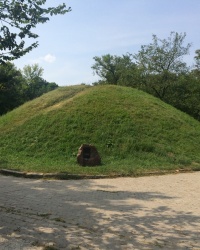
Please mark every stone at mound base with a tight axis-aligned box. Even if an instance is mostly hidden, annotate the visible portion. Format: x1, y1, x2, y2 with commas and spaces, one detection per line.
77, 144, 101, 166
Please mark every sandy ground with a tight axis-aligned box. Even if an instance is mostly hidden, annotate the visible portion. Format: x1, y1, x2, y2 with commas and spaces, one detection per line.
0, 172, 200, 250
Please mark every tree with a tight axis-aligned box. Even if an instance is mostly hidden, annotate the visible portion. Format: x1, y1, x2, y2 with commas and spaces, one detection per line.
0, 63, 59, 115
164, 73, 200, 121
0, 62, 26, 115
22, 63, 43, 82
0, 1, 71, 62
92, 54, 139, 86
194, 49, 200, 70
21, 63, 58, 100
191, 49, 200, 79
133, 32, 191, 100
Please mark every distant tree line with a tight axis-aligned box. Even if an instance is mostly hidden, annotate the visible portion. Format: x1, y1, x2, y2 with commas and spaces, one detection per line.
0, 0, 70, 116
0, 63, 58, 115
92, 32, 200, 121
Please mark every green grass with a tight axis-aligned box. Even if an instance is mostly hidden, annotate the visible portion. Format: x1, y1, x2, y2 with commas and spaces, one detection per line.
1, 84, 200, 177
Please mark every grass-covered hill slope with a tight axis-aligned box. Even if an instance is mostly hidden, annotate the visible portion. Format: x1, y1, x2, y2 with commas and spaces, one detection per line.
1, 84, 200, 176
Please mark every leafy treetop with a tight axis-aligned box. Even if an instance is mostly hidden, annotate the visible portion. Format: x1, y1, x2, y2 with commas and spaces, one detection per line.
194, 49, 200, 70
133, 31, 191, 75
0, 0, 71, 62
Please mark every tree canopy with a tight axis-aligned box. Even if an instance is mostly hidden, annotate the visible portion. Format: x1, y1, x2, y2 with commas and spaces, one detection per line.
132, 32, 191, 99
0, 62, 58, 115
0, 0, 71, 62
91, 32, 200, 121
133, 32, 191, 75
22, 63, 44, 82
92, 54, 138, 86
21, 63, 58, 100
0, 62, 25, 115
194, 50, 200, 70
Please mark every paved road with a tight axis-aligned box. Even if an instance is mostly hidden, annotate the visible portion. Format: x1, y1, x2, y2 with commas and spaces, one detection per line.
0, 172, 200, 250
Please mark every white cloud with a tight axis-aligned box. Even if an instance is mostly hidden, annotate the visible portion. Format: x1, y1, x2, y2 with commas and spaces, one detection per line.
43, 54, 56, 63
30, 53, 56, 64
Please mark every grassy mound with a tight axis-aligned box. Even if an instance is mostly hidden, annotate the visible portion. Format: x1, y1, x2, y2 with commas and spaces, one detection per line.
1, 84, 200, 176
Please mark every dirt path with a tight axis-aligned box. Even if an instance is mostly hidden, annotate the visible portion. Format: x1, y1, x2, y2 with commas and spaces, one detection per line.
0, 172, 200, 250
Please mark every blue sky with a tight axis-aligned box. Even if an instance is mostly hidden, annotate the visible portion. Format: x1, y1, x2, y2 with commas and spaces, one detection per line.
14, 0, 200, 86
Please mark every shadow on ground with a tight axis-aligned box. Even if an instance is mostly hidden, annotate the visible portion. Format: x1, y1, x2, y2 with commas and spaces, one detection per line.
0, 175, 199, 249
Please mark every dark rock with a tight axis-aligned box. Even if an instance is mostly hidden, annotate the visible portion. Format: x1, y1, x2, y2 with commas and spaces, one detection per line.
77, 144, 101, 166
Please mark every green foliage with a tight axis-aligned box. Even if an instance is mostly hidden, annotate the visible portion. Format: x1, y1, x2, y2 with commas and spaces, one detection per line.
1, 85, 200, 176
192, 50, 200, 78
91, 32, 200, 122
0, 1, 71, 62
133, 31, 191, 99
194, 49, 200, 70
134, 32, 191, 74
22, 63, 44, 81
164, 73, 200, 120
92, 54, 139, 87
0, 63, 58, 115
21, 64, 58, 100
0, 62, 26, 115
